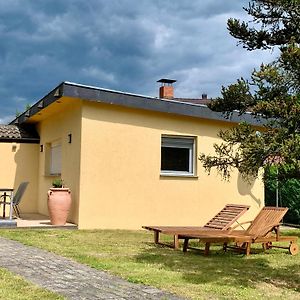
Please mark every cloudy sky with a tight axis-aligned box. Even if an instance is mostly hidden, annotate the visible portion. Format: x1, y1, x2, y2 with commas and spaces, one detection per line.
0, 0, 277, 123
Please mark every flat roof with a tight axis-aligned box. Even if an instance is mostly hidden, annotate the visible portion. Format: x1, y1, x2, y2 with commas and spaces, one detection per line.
10, 81, 264, 126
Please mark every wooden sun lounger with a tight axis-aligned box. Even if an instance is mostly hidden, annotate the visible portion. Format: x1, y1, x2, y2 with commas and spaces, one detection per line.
181, 207, 299, 256
142, 204, 250, 249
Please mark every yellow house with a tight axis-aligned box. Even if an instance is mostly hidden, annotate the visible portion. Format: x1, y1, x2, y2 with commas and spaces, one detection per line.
0, 81, 264, 229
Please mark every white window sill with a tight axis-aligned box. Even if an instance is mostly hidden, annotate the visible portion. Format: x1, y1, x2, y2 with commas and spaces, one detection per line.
160, 173, 198, 178
44, 174, 61, 177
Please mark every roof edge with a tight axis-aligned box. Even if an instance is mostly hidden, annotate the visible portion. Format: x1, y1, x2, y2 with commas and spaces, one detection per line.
0, 138, 40, 144
10, 81, 264, 127
9, 82, 65, 125
62, 82, 264, 126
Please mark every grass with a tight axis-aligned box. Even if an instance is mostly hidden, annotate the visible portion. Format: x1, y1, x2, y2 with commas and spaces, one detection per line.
0, 267, 64, 300
0, 229, 299, 300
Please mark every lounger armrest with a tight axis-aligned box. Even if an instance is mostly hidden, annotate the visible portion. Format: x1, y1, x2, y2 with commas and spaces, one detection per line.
251, 224, 281, 239
228, 221, 253, 232
266, 224, 280, 233
271, 224, 281, 239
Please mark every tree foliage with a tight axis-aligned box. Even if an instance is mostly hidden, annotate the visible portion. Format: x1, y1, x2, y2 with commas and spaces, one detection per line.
200, 0, 300, 182
265, 167, 300, 224
228, 0, 300, 50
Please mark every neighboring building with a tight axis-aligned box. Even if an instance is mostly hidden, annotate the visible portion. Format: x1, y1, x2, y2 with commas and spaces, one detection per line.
0, 81, 264, 229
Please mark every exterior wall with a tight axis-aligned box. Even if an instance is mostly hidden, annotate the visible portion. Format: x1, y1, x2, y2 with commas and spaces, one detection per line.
79, 101, 264, 229
36, 98, 82, 224
0, 142, 39, 213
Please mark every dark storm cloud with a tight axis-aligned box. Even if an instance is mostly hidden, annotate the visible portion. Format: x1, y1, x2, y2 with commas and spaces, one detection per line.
0, 0, 275, 123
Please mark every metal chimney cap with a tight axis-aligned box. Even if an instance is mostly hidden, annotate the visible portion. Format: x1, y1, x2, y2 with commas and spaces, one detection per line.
157, 78, 177, 84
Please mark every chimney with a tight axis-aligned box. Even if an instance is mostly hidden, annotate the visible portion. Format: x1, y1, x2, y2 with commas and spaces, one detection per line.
157, 78, 176, 99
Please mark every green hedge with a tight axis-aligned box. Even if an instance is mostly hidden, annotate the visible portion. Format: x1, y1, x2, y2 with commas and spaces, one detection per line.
265, 169, 300, 225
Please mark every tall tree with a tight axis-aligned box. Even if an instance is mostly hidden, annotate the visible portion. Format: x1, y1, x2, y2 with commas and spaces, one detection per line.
228, 0, 300, 50
200, 0, 300, 182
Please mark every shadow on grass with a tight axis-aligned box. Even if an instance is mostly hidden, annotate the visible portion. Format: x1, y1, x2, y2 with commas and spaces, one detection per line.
136, 241, 300, 293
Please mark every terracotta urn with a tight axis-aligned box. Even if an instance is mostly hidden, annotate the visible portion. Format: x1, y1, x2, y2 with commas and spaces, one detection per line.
47, 188, 71, 225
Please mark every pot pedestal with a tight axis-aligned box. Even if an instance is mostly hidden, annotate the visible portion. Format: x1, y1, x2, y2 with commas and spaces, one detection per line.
47, 188, 71, 225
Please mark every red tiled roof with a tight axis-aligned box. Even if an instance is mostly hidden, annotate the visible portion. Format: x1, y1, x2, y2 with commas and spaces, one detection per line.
0, 125, 39, 143
173, 98, 211, 105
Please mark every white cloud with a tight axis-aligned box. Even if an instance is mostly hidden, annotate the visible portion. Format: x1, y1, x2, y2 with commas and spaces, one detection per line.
12, 96, 27, 104
81, 67, 116, 83
0, 115, 14, 125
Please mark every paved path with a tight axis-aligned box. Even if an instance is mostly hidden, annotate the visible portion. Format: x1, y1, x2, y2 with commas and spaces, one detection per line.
0, 237, 184, 300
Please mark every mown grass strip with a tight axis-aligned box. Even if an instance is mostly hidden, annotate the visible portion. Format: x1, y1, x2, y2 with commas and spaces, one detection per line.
0, 267, 64, 300
0, 229, 299, 300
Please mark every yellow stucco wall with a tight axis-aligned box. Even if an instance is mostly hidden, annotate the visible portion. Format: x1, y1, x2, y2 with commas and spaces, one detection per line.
0, 142, 39, 213
36, 98, 82, 224
0, 95, 264, 228
78, 101, 264, 229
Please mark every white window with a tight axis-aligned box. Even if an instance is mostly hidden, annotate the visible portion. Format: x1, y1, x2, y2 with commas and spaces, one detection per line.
50, 141, 62, 175
161, 136, 195, 176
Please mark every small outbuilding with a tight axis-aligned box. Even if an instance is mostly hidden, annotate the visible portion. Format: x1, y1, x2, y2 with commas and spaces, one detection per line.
0, 81, 264, 229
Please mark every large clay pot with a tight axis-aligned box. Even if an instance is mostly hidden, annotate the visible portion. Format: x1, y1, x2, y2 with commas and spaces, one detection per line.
47, 188, 71, 225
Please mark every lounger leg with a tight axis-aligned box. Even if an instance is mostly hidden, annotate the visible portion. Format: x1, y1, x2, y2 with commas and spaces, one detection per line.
14, 205, 20, 218
204, 243, 210, 255
245, 242, 251, 256
174, 235, 179, 250
2, 192, 7, 218
2, 202, 5, 218
183, 238, 189, 253
154, 231, 159, 244
223, 242, 227, 252
262, 242, 272, 251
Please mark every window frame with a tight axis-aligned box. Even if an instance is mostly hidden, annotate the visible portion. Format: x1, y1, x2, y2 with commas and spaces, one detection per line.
50, 141, 62, 175
44, 140, 62, 176
160, 135, 196, 177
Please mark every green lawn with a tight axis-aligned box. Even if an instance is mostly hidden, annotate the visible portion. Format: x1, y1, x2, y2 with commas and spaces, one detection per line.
0, 229, 299, 300
0, 267, 63, 300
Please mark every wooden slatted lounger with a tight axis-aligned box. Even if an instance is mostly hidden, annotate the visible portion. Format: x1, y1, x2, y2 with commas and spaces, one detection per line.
181, 207, 299, 256
142, 204, 250, 249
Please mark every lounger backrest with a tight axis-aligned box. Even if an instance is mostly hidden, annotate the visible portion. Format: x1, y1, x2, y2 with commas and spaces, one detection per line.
203, 204, 250, 230
13, 182, 29, 205
245, 207, 288, 238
